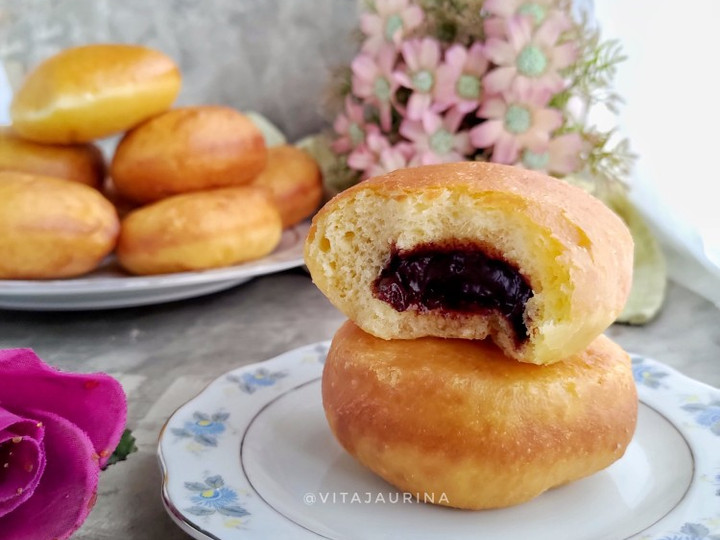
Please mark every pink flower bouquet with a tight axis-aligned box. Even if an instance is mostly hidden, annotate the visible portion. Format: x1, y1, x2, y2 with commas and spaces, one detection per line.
326, 0, 633, 187
0, 348, 127, 540
300, 0, 665, 324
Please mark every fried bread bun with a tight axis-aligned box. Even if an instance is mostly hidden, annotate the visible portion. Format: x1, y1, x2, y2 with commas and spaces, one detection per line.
110, 106, 267, 204
116, 186, 281, 275
250, 145, 322, 228
322, 320, 638, 510
0, 127, 105, 188
10, 44, 180, 144
305, 162, 634, 365
0, 171, 119, 279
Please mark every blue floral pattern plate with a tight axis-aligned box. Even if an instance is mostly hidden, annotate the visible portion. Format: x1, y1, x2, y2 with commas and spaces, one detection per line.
158, 343, 720, 540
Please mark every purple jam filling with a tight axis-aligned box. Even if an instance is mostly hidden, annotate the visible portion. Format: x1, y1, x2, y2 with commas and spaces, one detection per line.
372, 244, 533, 340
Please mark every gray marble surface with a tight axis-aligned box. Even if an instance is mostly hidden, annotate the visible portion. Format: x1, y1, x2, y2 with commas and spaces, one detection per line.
0, 272, 718, 539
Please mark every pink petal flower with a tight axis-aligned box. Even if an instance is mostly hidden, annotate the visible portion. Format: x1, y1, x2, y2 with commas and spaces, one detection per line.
483, 0, 517, 17
483, 66, 516, 94
399, 110, 472, 164
484, 38, 516, 65
493, 133, 522, 163
518, 132, 584, 175
534, 10, 572, 47
360, 0, 424, 54
332, 98, 369, 154
533, 108, 563, 132
478, 97, 507, 118
0, 349, 127, 465
481, 10, 576, 95
434, 44, 488, 113
0, 410, 46, 517
470, 120, 504, 148
406, 91, 433, 120
0, 410, 98, 540
475, 83, 564, 164
0, 348, 127, 540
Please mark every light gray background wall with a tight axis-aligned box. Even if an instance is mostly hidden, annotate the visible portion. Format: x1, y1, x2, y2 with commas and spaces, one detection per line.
0, 0, 359, 141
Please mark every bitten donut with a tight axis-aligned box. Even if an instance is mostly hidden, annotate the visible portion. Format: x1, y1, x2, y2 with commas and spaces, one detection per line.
323, 320, 638, 510
0, 127, 105, 188
305, 162, 634, 365
0, 171, 119, 279
116, 187, 282, 275
111, 106, 267, 204
10, 44, 181, 144
250, 145, 323, 228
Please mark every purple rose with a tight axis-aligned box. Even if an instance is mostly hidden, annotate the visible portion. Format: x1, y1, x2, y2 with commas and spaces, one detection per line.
0, 348, 127, 540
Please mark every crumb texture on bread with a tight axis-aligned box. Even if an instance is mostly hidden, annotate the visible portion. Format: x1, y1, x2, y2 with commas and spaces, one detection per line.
322, 321, 638, 510
305, 162, 634, 364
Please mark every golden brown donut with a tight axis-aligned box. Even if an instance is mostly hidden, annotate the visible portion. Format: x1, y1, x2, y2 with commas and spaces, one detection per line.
250, 145, 322, 228
0, 171, 119, 279
110, 106, 268, 204
0, 127, 105, 188
10, 43, 181, 144
323, 320, 638, 510
305, 162, 634, 365
116, 187, 282, 275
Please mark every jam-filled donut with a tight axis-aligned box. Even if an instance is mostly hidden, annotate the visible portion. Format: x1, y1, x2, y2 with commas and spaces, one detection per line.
304, 162, 633, 365
322, 320, 638, 510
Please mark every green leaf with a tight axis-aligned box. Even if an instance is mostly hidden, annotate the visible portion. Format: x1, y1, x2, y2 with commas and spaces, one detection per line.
105, 429, 138, 468
217, 506, 250, 518
185, 506, 215, 516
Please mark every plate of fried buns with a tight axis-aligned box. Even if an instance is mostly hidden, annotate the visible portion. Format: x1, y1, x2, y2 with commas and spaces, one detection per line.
0, 44, 323, 310
159, 162, 720, 539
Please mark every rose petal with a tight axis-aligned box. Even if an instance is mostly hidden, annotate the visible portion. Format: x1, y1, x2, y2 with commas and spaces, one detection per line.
0, 409, 46, 517
0, 409, 98, 540
0, 349, 127, 467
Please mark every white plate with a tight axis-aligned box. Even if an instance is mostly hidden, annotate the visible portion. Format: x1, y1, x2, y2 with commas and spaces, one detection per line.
157, 343, 720, 540
0, 221, 310, 311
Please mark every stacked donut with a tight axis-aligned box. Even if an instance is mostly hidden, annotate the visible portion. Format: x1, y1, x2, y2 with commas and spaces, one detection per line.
1, 44, 322, 279
304, 162, 638, 510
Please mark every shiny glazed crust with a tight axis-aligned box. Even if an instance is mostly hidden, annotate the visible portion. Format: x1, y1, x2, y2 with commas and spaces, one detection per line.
116, 187, 282, 275
322, 320, 638, 510
111, 106, 267, 204
0, 171, 119, 279
250, 145, 323, 228
10, 44, 180, 144
305, 162, 634, 365
0, 127, 105, 188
